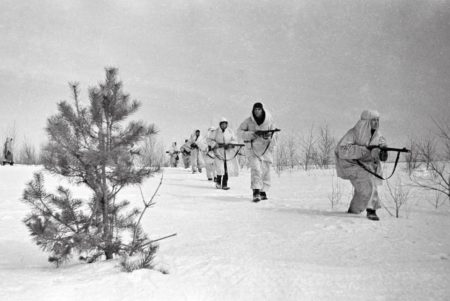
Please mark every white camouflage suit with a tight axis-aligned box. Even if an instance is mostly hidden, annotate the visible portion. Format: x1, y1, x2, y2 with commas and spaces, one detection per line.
204, 127, 217, 180
212, 124, 240, 178
188, 130, 206, 173
180, 140, 191, 169
168, 142, 179, 167
238, 104, 276, 192
335, 110, 386, 213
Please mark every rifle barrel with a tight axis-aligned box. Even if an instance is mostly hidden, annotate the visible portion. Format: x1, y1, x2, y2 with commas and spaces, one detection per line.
217, 143, 245, 147
369, 146, 410, 152
382, 147, 410, 153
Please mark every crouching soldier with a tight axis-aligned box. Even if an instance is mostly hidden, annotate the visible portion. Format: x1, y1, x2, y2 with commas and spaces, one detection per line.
335, 110, 388, 221
188, 129, 206, 173
180, 139, 191, 169
238, 102, 277, 202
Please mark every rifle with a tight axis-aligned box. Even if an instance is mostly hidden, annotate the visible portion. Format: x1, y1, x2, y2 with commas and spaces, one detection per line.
166, 150, 180, 154
217, 143, 245, 149
214, 143, 245, 161
255, 128, 281, 137
357, 145, 410, 180
366, 145, 410, 153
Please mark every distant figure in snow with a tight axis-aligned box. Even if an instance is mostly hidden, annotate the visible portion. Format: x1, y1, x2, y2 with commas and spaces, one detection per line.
180, 139, 191, 169
3, 137, 14, 166
211, 118, 240, 190
188, 129, 206, 173
238, 102, 277, 202
335, 110, 388, 221
167, 142, 179, 167
204, 126, 217, 182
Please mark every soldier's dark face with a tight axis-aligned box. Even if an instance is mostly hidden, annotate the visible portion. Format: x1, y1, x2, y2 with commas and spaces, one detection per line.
254, 107, 263, 118
370, 118, 379, 130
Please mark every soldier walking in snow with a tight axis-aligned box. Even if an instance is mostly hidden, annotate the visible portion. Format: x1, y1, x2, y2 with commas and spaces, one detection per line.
204, 126, 217, 182
180, 139, 191, 169
211, 118, 241, 190
238, 102, 277, 202
335, 110, 388, 221
3, 137, 14, 166
188, 129, 206, 173
167, 142, 179, 167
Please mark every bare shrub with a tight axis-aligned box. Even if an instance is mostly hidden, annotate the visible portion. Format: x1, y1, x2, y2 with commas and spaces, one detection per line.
140, 136, 166, 169
386, 177, 411, 218
410, 119, 450, 202
428, 190, 446, 209
301, 125, 316, 171
405, 138, 421, 174
315, 124, 336, 169
17, 138, 40, 165
328, 172, 342, 209
416, 135, 437, 170
275, 132, 300, 173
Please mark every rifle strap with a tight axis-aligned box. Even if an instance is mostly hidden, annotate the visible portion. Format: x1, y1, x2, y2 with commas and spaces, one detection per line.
215, 146, 244, 162
355, 150, 402, 180
206, 151, 215, 159
250, 131, 276, 160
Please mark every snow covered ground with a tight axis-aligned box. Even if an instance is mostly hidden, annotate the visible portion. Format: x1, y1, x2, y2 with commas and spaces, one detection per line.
1, 164, 449, 301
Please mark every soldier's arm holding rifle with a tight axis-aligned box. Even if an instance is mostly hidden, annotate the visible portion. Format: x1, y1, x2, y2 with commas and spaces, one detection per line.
366, 145, 411, 153
367, 144, 410, 162
254, 128, 281, 139
217, 143, 245, 150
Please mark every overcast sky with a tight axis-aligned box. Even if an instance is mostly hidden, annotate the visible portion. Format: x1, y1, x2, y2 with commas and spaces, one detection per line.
1, 0, 449, 150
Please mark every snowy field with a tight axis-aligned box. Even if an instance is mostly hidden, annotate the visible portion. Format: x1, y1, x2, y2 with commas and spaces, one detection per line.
1, 164, 449, 301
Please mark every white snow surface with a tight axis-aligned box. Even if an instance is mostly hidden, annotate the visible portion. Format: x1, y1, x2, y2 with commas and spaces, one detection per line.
1, 165, 449, 301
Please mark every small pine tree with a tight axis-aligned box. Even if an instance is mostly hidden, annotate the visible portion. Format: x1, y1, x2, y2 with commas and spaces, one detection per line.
22, 68, 158, 266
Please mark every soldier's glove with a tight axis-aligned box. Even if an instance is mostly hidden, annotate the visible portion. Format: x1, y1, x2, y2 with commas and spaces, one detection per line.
248, 131, 257, 140
379, 144, 388, 161
370, 148, 381, 161
262, 132, 271, 139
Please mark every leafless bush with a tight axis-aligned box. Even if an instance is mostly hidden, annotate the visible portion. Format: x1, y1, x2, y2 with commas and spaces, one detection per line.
328, 172, 342, 209
428, 190, 446, 209
386, 177, 411, 218
275, 132, 300, 173
140, 136, 166, 169
416, 135, 437, 170
17, 138, 40, 165
405, 138, 421, 174
315, 124, 336, 169
410, 119, 450, 202
433, 117, 450, 161
274, 137, 286, 174
301, 125, 317, 171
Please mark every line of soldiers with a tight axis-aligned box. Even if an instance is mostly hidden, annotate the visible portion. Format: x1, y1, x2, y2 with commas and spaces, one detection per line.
167, 104, 396, 221
167, 102, 277, 202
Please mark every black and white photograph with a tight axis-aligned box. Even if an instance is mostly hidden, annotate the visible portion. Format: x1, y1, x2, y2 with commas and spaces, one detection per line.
1, 0, 449, 300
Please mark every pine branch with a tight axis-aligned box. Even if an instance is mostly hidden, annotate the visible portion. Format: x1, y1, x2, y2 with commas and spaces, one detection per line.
129, 171, 164, 255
